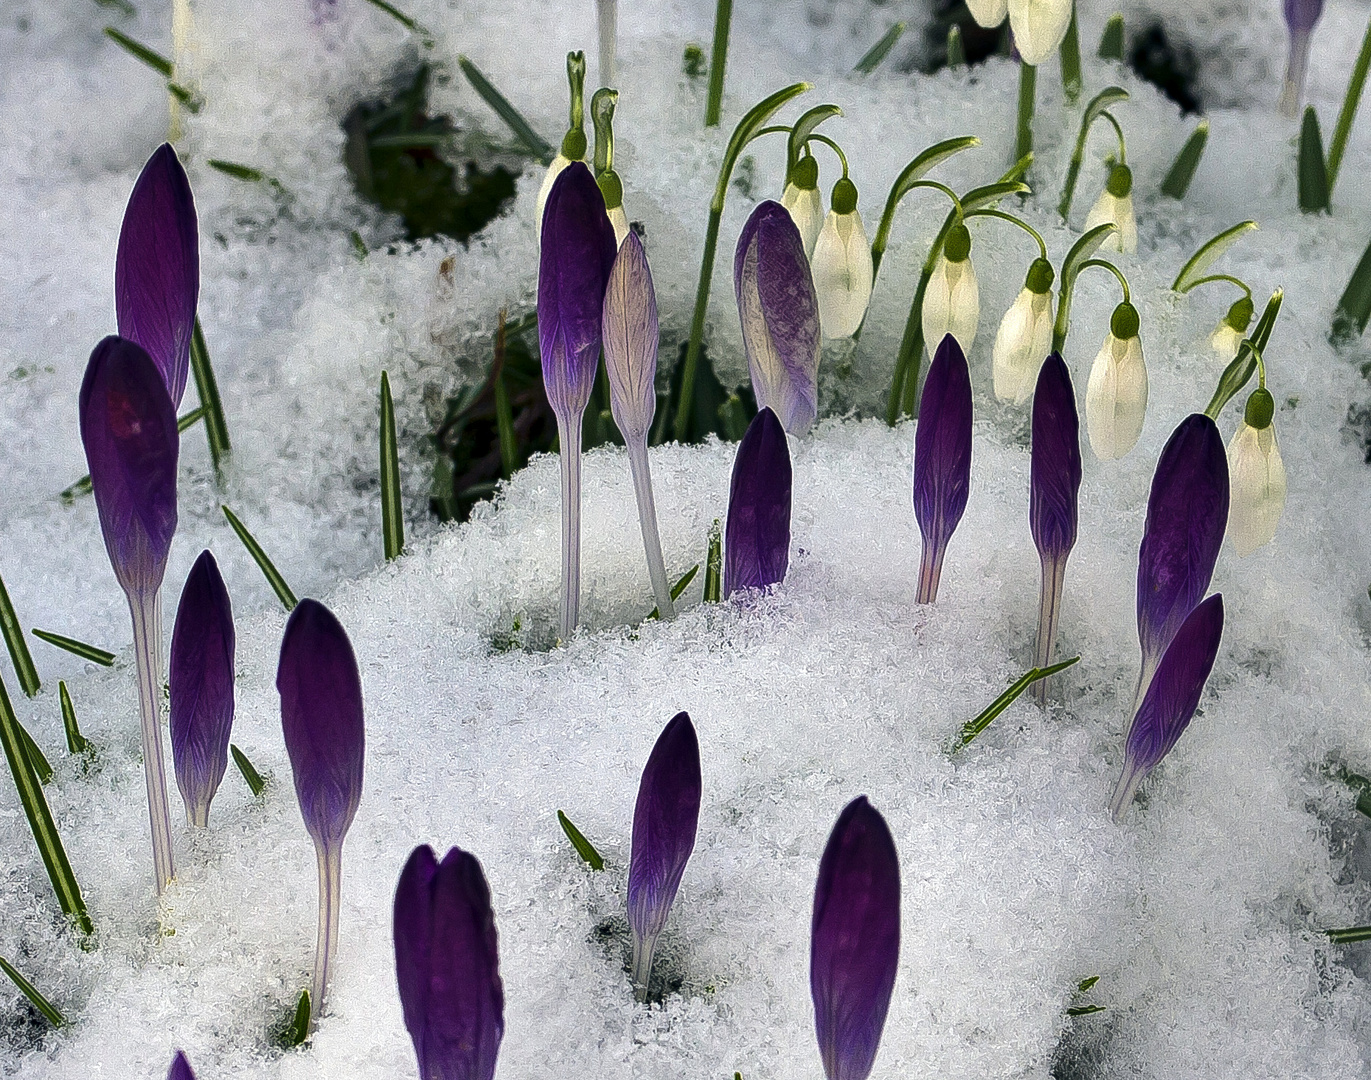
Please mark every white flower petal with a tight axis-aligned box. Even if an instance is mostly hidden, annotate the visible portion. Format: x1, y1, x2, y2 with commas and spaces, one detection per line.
1007, 0, 1073, 65
922, 254, 980, 358
1083, 190, 1137, 254
992, 287, 1054, 404
781, 183, 825, 258
1085, 333, 1148, 460
1227, 422, 1287, 556
966, 0, 1009, 28
811, 209, 874, 339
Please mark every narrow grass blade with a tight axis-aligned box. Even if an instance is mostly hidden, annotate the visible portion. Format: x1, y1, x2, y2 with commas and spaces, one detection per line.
190, 319, 231, 474
457, 56, 554, 164
1078, 975, 1100, 992
1298, 107, 1331, 214
1333, 235, 1371, 344
955, 657, 1080, 748
207, 159, 265, 182
103, 27, 172, 77
166, 83, 203, 114
1160, 119, 1209, 200
1328, 15, 1371, 194
221, 506, 298, 611
853, 21, 906, 75
58, 683, 89, 756
1098, 14, 1124, 60
0, 680, 91, 933
1067, 1004, 1106, 1016
946, 25, 965, 68
231, 744, 265, 797
1327, 926, 1371, 944
18, 723, 52, 785
0, 956, 65, 1027
0, 572, 41, 697
1060, 5, 1082, 103
704, 520, 723, 602
282, 989, 311, 1047
1172, 220, 1258, 292
32, 630, 115, 668
379, 372, 404, 561
360, 0, 433, 44
648, 564, 700, 620
704, 0, 734, 126
557, 810, 605, 870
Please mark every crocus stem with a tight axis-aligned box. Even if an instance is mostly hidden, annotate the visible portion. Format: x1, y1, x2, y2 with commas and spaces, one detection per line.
597, 0, 617, 87
630, 932, 657, 1001
1016, 63, 1037, 165
1278, 30, 1312, 119
129, 590, 175, 894
556, 412, 585, 640
1033, 555, 1068, 705
310, 843, 342, 1026
915, 537, 945, 604
1108, 760, 1144, 822
704, 0, 733, 127
674, 206, 723, 442
1328, 15, 1371, 193
627, 438, 675, 619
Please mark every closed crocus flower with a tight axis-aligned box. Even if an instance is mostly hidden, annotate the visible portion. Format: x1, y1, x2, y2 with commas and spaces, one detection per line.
1008, 0, 1074, 65
1083, 164, 1137, 255
1085, 302, 1148, 460
921, 223, 979, 358
1210, 296, 1254, 363
167, 1052, 196, 1080
811, 178, 874, 340
913, 335, 974, 604
724, 407, 793, 596
781, 154, 824, 257
1226, 388, 1287, 557
735, 201, 822, 435
1030, 354, 1082, 681
992, 258, 1055, 405
966, 0, 1008, 28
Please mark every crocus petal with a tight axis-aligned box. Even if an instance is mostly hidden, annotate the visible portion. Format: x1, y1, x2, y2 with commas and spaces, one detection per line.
394, 845, 505, 1080
170, 549, 235, 828
538, 161, 618, 419
781, 182, 825, 257
277, 599, 365, 854
1110, 594, 1224, 821
1284, 0, 1325, 33
534, 153, 574, 244
1085, 333, 1148, 461
992, 288, 1054, 405
811, 796, 901, 1080
735, 201, 822, 435
811, 210, 874, 340
1007, 0, 1074, 65
913, 335, 973, 566
1226, 422, 1287, 557
601, 231, 659, 444
1030, 353, 1081, 565
724, 407, 793, 595
1135, 414, 1229, 696
921, 254, 979, 359
1083, 191, 1137, 254
167, 1051, 197, 1080
115, 143, 199, 407
966, 0, 1009, 27
79, 335, 180, 599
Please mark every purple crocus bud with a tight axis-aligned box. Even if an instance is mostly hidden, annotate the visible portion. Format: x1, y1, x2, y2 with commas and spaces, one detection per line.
735, 200, 822, 435
1110, 593, 1224, 821
1135, 413, 1228, 703
811, 797, 901, 1080
167, 1051, 196, 1080
115, 143, 199, 407
628, 711, 701, 999
912, 333, 973, 604
170, 549, 235, 828
79, 335, 180, 601
394, 845, 505, 1080
1029, 353, 1081, 683
723, 407, 792, 597
1279, 0, 1325, 116
277, 598, 365, 1023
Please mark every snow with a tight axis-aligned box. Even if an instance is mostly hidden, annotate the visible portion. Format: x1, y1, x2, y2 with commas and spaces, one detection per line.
4, 0, 1371, 1077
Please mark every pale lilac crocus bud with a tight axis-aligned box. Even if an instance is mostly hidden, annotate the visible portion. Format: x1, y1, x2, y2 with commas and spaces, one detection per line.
1279, 0, 1325, 118
724, 407, 793, 596
913, 335, 973, 604
735, 201, 822, 435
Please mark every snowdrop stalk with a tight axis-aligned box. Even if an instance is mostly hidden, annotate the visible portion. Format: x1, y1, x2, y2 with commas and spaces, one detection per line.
277, 599, 366, 1025
1085, 299, 1148, 460
80, 336, 180, 894
538, 162, 618, 640
169, 549, 235, 827
913, 335, 973, 604
1279, 0, 1325, 118
535, 52, 588, 242
592, 88, 630, 246
724, 407, 793, 595
597, 0, 617, 87
394, 845, 504, 1080
1226, 351, 1287, 557
1110, 594, 1224, 821
811, 797, 901, 1080
628, 712, 701, 999
602, 232, 674, 616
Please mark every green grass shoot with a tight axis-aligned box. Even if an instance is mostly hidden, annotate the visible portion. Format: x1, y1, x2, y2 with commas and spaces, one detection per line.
557, 810, 605, 870
853, 21, 907, 75
954, 657, 1081, 749
649, 564, 699, 620
0, 955, 65, 1027
222, 506, 298, 611
380, 372, 404, 561
231, 744, 266, 797
190, 319, 232, 475
58, 683, 90, 756
457, 56, 554, 164
1160, 119, 1209, 200
0, 570, 41, 697
32, 629, 115, 668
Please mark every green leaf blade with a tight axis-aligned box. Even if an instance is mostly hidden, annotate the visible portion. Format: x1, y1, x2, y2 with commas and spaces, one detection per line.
853, 21, 907, 75
380, 372, 405, 562
1160, 119, 1209, 200
190, 319, 232, 473
956, 657, 1081, 749
1298, 107, 1331, 214
1098, 13, 1125, 60
221, 506, 298, 611
0, 571, 41, 697
1333, 235, 1371, 344
704, 520, 723, 602
557, 810, 605, 870
458, 56, 554, 164
231, 744, 266, 797
1172, 220, 1258, 292
102, 27, 173, 77
31, 629, 115, 668
0, 956, 65, 1027
58, 682, 89, 756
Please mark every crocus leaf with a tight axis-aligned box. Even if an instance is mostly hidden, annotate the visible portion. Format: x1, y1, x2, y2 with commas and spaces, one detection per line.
32, 629, 115, 667
1297, 106, 1331, 214
1030, 353, 1082, 565
58, 682, 90, 756
853, 22, 906, 75
0, 570, 40, 696
1159, 119, 1210, 200
231, 744, 266, 797
724, 408, 793, 596
0, 955, 65, 1027
380, 371, 404, 561
557, 810, 605, 870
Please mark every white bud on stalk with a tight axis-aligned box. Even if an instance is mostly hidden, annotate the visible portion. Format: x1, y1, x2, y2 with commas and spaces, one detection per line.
992, 258, 1056, 405
1084, 164, 1138, 254
1226, 388, 1286, 557
810, 178, 874, 339
922, 223, 979, 358
1085, 303, 1148, 460
1008, 0, 1074, 65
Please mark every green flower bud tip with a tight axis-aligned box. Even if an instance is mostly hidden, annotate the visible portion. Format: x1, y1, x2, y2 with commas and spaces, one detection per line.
1106, 163, 1133, 198
790, 154, 819, 191
1026, 257, 1056, 294
944, 223, 972, 263
1110, 301, 1140, 340
1244, 386, 1275, 429
561, 129, 588, 161
1225, 296, 1255, 332
830, 177, 858, 215
598, 170, 624, 211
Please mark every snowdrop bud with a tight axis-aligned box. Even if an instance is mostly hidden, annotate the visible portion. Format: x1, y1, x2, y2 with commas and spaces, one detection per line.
1084, 164, 1137, 254
922, 223, 980, 357
992, 258, 1056, 405
1085, 302, 1149, 460
782, 155, 825, 258
811, 178, 874, 340
1210, 296, 1254, 363
535, 52, 589, 242
1226, 388, 1287, 557
966, 0, 1009, 29
1008, 0, 1074, 65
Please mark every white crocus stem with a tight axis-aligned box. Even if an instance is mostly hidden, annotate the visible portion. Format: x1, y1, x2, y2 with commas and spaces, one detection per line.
922, 226, 979, 358
992, 261, 1055, 405
536, 154, 574, 243
598, 0, 618, 87
966, 0, 1009, 28
1085, 310, 1148, 460
1008, 0, 1074, 65
1227, 403, 1287, 557
811, 182, 874, 340
129, 589, 175, 894
310, 842, 343, 1026
556, 412, 584, 639
627, 438, 675, 618
782, 182, 824, 258
1279, 29, 1312, 119
1083, 164, 1137, 254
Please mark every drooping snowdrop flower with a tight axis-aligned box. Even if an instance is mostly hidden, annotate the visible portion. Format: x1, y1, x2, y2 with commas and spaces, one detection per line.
921, 222, 979, 358
1226, 387, 1287, 557
1030, 354, 1081, 681
781, 152, 824, 257
913, 335, 973, 604
394, 845, 505, 1080
811, 797, 901, 1080
1279, 0, 1325, 117
167, 1051, 196, 1080
628, 712, 701, 1000
1210, 296, 1254, 363
1085, 302, 1148, 460
724, 407, 793, 596
811, 177, 874, 339
992, 258, 1055, 405
1083, 164, 1137, 254
535, 52, 588, 243
169, 549, 235, 828
966, 0, 1009, 29
1110, 594, 1225, 821
734, 201, 822, 435
1008, 0, 1074, 65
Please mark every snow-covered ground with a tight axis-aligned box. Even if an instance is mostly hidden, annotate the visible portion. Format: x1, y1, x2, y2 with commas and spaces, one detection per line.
5, 0, 1371, 1076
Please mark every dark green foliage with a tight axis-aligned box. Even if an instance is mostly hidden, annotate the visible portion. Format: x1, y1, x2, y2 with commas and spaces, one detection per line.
1127, 24, 1201, 114
1298, 107, 1331, 214
1333, 234, 1371, 345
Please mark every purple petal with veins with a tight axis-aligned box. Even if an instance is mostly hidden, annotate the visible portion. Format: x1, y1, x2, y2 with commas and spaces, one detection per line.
912, 334, 973, 603
724, 407, 792, 596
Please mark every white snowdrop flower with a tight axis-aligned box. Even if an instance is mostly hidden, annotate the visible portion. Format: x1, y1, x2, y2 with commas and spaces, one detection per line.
966, 0, 1009, 28
1084, 164, 1137, 254
810, 178, 874, 339
781, 154, 824, 257
606, 201, 630, 247
993, 258, 1056, 404
922, 223, 980, 357
1226, 388, 1287, 557
1008, 0, 1074, 65
1210, 296, 1254, 363
1086, 302, 1148, 460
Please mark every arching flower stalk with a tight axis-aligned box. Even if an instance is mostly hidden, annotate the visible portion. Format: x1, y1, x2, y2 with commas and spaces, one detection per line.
724, 408, 793, 596
592, 88, 630, 246
1085, 301, 1148, 460
781, 151, 824, 257
811, 172, 874, 339
535, 52, 588, 242
921, 222, 979, 358
1226, 349, 1287, 557
913, 335, 973, 604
